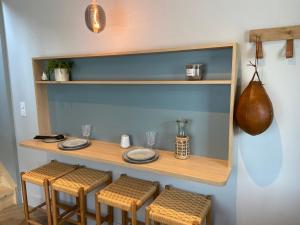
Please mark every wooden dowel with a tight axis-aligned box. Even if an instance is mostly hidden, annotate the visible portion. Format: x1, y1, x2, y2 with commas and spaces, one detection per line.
58, 205, 78, 220
28, 202, 46, 213
64, 218, 78, 225
27, 219, 43, 225
286, 39, 294, 58
256, 40, 263, 59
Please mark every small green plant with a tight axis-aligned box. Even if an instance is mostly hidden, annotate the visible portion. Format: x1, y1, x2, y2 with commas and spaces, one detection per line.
46, 60, 73, 74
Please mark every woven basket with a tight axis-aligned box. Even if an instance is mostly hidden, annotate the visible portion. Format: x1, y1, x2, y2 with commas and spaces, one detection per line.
175, 136, 190, 160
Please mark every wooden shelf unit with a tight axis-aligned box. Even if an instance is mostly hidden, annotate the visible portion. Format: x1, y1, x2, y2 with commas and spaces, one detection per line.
20, 139, 231, 186
24, 43, 238, 186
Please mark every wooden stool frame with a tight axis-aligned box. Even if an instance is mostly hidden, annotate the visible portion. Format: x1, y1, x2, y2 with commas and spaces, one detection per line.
145, 185, 212, 225
95, 174, 160, 225
21, 173, 52, 225
21, 161, 78, 225
51, 171, 113, 225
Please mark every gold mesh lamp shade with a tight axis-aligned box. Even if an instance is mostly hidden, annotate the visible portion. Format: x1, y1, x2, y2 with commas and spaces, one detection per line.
85, 0, 106, 33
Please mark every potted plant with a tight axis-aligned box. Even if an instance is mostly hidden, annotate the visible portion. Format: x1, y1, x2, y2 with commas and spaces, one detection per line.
46, 60, 73, 82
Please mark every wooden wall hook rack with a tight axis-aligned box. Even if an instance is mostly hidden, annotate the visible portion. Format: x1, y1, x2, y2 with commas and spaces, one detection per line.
249, 25, 300, 59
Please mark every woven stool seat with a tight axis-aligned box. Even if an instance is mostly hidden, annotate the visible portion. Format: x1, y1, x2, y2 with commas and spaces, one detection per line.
147, 186, 211, 225
21, 160, 77, 225
97, 175, 158, 211
52, 167, 111, 196
22, 160, 77, 185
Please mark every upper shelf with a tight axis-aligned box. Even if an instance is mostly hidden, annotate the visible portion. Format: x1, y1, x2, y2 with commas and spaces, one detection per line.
33, 43, 237, 60
35, 80, 232, 85
19, 139, 231, 186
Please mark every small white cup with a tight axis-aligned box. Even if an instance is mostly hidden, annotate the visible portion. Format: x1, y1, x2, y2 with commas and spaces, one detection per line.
120, 134, 130, 148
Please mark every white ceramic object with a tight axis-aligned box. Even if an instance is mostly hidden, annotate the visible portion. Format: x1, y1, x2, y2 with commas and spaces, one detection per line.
126, 148, 156, 161
41, 72, 49, 81
120, 134, 130, 148
54, 68, 69, 81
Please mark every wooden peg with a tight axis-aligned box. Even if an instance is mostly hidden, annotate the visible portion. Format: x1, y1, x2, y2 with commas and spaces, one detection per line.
256, 40, 263, 59
286, 39, 294, 58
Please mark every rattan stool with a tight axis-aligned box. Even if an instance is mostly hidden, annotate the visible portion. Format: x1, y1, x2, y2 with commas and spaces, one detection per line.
96, 174, 159, 225
146, 185, 212, 225
51, 167, 112, 225
21, 160, 77, 225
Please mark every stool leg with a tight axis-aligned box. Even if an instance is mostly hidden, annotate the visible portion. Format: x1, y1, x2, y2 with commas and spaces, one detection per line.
153, 182, 160, 199
131, 202, 137, 225
145, 207, 151, 225
122, 210, 128, 225
206, 195, 212, 225
108, 205, 113, 225
43, 179, 52, 225
95, 196, 101, 225
51, 189, 59, 225
206, 207, 212, 225
21, 173, 30, 225
79, 188, 87, 225
76, 197, 81, 223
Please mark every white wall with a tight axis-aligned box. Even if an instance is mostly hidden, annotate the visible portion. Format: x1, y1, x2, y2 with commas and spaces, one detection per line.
2, 0, 300, 224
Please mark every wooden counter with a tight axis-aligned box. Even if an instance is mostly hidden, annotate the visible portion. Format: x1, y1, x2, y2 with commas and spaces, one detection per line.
20, 139, 231, 186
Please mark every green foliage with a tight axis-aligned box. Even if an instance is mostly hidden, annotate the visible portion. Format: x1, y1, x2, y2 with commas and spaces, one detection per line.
46, 60, 74, 74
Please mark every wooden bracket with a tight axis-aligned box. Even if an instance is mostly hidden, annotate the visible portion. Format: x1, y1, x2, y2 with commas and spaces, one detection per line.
249, 25, 300, 58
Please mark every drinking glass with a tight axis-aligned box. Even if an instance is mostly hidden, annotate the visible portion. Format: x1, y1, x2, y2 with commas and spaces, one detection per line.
146, 131, 156, 149
81, 124, 92, 139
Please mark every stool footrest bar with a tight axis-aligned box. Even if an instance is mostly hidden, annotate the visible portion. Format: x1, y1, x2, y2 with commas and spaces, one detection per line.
28, 202, 46, 213
27, 219, 43, 225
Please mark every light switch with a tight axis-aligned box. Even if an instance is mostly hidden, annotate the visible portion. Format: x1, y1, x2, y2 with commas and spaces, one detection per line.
20, 101, 26, 117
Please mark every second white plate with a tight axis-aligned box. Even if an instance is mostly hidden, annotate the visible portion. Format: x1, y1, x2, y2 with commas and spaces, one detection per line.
61, 138, 89, 148
126, 148, 156, 161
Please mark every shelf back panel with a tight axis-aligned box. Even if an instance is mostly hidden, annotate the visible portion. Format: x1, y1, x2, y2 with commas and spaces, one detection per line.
40, 48, 232, 81
48, 85, 230, 160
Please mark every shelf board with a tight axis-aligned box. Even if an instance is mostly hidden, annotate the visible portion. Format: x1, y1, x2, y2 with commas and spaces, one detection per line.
33, 43, 237, 60
35, 80, 232, 85
20, 139, 231, 186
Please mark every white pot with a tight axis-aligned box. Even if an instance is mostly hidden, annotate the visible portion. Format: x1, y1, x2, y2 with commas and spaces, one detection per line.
54, 68, 70, 82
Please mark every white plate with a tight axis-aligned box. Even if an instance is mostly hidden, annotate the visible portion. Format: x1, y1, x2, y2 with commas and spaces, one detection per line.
126, 148, 156, 161
62, 138, 89, 148
123, 151, 159, 164
58, 141, 90, 151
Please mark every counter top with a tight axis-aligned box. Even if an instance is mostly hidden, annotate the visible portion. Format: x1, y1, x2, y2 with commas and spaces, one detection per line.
20, 139, 231, 186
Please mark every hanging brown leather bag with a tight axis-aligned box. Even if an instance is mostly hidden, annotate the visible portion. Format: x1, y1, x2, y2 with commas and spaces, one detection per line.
235, 69, 273, 135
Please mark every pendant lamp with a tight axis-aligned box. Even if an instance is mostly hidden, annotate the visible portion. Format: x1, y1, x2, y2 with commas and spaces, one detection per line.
85, 0, 106, 33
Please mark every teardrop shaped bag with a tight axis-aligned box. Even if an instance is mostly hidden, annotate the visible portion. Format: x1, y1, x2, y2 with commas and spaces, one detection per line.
235, 70, 274, 135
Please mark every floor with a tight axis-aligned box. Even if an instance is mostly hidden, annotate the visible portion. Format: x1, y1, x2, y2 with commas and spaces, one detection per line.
0, 205, 71, 225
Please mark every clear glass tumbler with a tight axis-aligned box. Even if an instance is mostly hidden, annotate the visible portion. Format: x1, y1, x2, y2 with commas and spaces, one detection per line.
146, 131, 156, 149
81, 124, 92, 139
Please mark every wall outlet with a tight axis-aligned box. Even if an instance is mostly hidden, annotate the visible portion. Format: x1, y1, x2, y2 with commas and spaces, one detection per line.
20, 101, 26, 117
